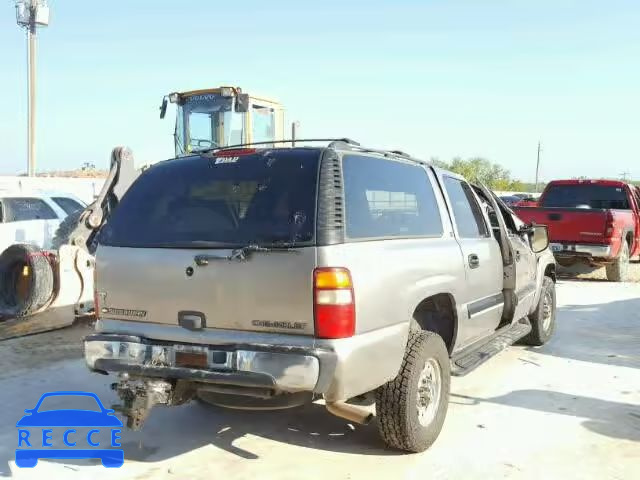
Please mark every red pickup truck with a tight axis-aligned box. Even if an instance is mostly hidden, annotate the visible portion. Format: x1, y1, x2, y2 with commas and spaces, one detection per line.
514, 180, 640, 282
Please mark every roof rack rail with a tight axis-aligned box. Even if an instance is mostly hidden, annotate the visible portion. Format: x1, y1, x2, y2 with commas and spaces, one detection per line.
203, 138, 359, 154
337, 145, 425, 164
388, 150, 411, 158
200, 138, 428, 166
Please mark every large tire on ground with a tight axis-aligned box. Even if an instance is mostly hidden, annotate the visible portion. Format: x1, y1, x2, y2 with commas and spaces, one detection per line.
51, 209, 84, 250
521, 276, 556, 346
0, 244, 54, 318
606, 241, 630, 282
375, 330, 450, 453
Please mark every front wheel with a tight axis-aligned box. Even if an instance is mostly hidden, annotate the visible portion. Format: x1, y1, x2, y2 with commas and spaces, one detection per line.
376, 331, 450, 453
522, 276, 556, 346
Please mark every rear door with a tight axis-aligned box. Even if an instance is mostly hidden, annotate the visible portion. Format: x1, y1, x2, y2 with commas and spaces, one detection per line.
96, 150, 321, 336
439, 175, 504, 344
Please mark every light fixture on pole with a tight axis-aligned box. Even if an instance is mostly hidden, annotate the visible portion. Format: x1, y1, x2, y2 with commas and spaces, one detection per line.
15, 0, 50, 177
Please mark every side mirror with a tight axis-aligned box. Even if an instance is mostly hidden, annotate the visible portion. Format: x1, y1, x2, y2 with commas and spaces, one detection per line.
530, 224, 550, 253
159, 97, 168, 119
235, 93, 249, 113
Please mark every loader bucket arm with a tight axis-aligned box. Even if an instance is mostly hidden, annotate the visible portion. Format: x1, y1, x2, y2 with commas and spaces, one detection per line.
62, 146, 138, 253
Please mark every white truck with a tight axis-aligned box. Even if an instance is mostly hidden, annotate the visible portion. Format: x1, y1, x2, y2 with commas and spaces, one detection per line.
0, 192, 85, 255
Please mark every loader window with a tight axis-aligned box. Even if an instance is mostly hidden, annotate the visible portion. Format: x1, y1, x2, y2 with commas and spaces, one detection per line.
179, 94, 245, 153
252, 105, 275, 145
100, 151, 320, 248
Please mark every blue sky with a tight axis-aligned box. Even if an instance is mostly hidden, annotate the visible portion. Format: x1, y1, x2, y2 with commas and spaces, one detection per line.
1, 0, 639, 182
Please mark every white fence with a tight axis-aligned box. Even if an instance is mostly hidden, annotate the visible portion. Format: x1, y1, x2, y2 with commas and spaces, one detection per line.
0, 176, 106, 204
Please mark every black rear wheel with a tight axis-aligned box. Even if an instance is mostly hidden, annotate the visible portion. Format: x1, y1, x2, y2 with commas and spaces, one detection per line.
376, 330, 450, 452
606, 241, 630, 282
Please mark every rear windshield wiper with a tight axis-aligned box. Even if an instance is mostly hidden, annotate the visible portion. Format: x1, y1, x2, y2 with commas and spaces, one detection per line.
194, 243, 299, 265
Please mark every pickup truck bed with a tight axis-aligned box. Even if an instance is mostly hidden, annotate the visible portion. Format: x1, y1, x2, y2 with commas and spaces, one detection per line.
514, 180, 640, 281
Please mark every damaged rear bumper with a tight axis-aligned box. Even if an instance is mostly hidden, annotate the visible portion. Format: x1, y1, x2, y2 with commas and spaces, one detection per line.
84, 333, 333, 394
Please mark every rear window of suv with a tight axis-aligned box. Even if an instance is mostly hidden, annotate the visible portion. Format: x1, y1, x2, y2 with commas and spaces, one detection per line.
99, 150, 320, 248
541, 184, 630, 209
343, 155, 443, 239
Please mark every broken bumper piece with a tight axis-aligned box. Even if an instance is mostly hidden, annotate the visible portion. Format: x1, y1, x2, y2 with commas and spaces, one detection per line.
84, 333, 321, 392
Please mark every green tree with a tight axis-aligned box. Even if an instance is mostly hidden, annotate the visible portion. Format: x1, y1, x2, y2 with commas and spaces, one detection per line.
430, 156, 525, 191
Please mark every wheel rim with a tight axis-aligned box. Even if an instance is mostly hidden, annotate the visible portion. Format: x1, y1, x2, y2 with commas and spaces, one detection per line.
417, 358, 442, 427
542, 289, 553, 331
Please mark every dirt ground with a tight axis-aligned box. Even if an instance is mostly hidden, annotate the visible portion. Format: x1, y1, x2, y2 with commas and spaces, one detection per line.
558, 258, 640, 282
0, 280, 638, 480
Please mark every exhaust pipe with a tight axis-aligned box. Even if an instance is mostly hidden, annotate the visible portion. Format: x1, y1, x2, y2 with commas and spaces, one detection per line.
326, 401, 374, 425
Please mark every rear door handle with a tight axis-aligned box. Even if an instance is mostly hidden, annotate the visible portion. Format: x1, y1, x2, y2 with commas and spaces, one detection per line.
468, 254, 480, 269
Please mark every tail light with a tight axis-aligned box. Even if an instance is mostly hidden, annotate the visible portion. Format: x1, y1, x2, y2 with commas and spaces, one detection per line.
313, 267, 355, 339
604, 211, 615, 238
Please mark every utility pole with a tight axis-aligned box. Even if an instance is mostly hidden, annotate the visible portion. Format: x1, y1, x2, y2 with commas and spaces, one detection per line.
619, 171, 630, 181
534, 140, 542, 193
291, 121, 300, 146
15, 1, 49, 177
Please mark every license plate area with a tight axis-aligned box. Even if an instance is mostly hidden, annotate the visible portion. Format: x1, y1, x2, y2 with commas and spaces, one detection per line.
175, 350, 208, 368
173, 345, 233, 370
550, 243, 564, 253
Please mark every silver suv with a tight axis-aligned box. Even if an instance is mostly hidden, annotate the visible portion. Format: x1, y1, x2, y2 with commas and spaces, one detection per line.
84, 140, 556, 452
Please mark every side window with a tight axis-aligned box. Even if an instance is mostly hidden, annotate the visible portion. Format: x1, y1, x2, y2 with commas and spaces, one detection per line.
343, 155, 443, 239
251, 105, 275, 144
443, 177, 490, 238
1, 197, 58, 222
52, 197, 84, 215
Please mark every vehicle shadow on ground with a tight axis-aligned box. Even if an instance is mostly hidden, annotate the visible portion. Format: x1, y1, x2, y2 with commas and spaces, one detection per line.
2, 399, 396, 475
117, 399, 396, 462
531, 297, 640, 369
25, 399, 397, 473
556, 262, 640, 282
450, 390, 640, 442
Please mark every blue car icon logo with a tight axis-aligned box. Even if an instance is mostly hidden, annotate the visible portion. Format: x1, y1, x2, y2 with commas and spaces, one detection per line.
16, 391, 124, 468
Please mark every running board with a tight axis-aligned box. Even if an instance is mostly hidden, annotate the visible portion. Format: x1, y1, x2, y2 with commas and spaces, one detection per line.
451, 320, 532, 376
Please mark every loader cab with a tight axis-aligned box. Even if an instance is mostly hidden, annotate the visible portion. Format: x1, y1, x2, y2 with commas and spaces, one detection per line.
160, 87, 285, 157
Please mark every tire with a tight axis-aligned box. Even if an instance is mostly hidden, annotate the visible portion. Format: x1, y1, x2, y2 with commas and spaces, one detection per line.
521, 276, 556, 346
606, 241, 630, 282
51, 209, 84, 250
0, 244, 54, 318
376, 330, 450, 453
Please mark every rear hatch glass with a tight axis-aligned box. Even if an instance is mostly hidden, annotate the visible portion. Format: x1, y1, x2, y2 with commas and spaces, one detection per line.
100, 150, 320, 248
97, 149, 321, 336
